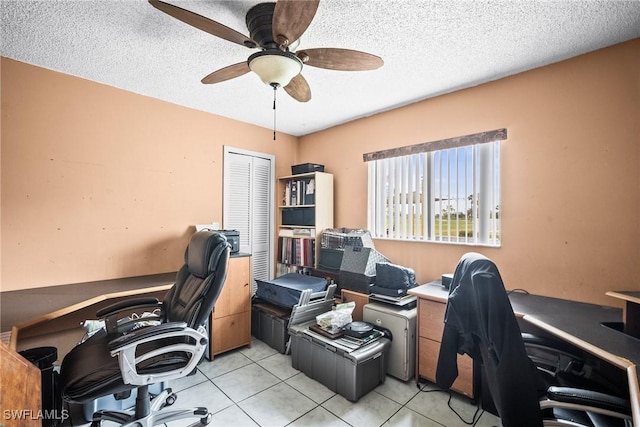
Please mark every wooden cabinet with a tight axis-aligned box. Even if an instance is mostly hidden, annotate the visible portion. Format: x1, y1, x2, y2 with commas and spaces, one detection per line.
210, 254, 251, 358
340, 289, 369, 322
277, 172, 333, 275
410, 283, 475, 399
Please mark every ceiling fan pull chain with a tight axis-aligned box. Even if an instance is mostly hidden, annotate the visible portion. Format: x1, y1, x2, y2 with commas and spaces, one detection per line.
272, 83, 278, 141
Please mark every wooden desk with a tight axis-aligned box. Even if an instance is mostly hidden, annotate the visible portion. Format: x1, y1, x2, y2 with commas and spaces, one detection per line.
409, 283, 640, 425
606, 291, 640, 339
1, 273, 175, 359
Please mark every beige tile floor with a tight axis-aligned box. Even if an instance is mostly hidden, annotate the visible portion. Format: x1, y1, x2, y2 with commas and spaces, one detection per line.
63, 337, 501, 427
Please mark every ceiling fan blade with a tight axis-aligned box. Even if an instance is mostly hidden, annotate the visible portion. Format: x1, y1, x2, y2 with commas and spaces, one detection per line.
149, 0, 257, 48
284, 74, 311, 102
297, 48, 383, 71
201, 62, 250, 84
272, 0, 320, 48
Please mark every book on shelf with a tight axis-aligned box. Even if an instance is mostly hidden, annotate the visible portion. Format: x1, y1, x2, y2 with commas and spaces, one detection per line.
277, 236, 315, 267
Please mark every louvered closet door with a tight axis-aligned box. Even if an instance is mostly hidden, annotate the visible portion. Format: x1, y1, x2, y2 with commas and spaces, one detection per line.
250, 157, 272, 288
223, 148, 274, 294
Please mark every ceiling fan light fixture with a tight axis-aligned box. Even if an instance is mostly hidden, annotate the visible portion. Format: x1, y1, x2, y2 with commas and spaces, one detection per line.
248, 50, 302, 87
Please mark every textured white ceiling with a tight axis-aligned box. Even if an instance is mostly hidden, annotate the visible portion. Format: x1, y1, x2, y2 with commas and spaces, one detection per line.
2, 1, 639, 136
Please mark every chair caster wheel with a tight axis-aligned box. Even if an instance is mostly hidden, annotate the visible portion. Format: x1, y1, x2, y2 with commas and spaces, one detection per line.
90, 421, 101, 427
200, 413, 212, 425
165, 392, 177, 406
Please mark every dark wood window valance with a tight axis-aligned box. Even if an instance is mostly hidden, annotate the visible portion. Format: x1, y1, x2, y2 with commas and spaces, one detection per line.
362, 128, 507, 162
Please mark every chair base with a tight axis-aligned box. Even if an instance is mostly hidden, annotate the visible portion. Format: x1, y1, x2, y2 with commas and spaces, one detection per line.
90, 389, 211, 427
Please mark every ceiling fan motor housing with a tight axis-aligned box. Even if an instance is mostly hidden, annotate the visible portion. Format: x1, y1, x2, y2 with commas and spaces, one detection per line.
246, 2, 277, 49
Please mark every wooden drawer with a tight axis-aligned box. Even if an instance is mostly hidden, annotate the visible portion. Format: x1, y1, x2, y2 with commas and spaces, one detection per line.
418, 336, 441, 381
418, 336, 474, 398
419, 299, 446, 340
454, 351, 474, 398
211, 311, 251, 356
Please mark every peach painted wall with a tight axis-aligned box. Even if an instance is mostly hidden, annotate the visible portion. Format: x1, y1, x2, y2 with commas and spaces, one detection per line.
298, 39, 640, 307
1, 57, 297, 291
2, 39, 638, 305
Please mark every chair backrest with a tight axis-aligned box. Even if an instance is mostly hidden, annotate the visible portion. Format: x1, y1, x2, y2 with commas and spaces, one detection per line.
162, 231, 231, 328
438, 252, 543, 427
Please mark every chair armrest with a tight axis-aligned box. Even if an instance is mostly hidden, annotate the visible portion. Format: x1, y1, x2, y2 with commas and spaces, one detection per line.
96, 297, 161, 318
96, 298, 163, 334
522, 333, 584, 359
107, 321, 190, 351
522, 332, 591, 380
542, 386, 632, 419
108, 322, 208, 386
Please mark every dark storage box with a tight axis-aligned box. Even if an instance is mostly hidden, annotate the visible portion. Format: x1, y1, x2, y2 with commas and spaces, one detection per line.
318, 248, 344, 271
251, 303, 290, 354
282, 207, 315, 226
339, 270, 376, 294
292, 163, 325, 175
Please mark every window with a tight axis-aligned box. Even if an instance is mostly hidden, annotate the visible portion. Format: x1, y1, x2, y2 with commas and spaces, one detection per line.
366, 132, 503, 246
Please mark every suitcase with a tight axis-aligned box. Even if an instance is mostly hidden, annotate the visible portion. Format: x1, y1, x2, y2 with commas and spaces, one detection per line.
289, 326, 391, 401
363, 302, 416, 381
255, 273, 327, 308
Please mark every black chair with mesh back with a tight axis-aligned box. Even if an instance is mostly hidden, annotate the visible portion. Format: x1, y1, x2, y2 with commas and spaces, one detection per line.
59, 230, 230, 426
436, 252, 632, 427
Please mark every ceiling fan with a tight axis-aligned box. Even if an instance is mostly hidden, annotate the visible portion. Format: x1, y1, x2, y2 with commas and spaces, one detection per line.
148, 0, 383, 103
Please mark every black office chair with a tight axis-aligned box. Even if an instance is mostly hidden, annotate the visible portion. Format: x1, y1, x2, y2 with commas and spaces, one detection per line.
59, 230, 231, 426
436, 252, 632, 427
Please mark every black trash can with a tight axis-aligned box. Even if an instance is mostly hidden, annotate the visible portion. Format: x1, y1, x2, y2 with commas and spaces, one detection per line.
19, 347, 63, 426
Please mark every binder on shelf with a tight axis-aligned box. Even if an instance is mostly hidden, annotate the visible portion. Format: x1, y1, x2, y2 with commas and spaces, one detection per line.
283, 177, 316, 206
290, 181, 298, 206
304, 178, 315, 205
283, 181, 291, 206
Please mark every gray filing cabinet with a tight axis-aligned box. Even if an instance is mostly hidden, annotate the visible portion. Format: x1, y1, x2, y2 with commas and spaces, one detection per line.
363, 302, 416, 381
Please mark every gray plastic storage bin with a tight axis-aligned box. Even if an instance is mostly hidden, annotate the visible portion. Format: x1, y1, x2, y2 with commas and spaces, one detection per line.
290, 331, 390, 401
251, 303, 289, 354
